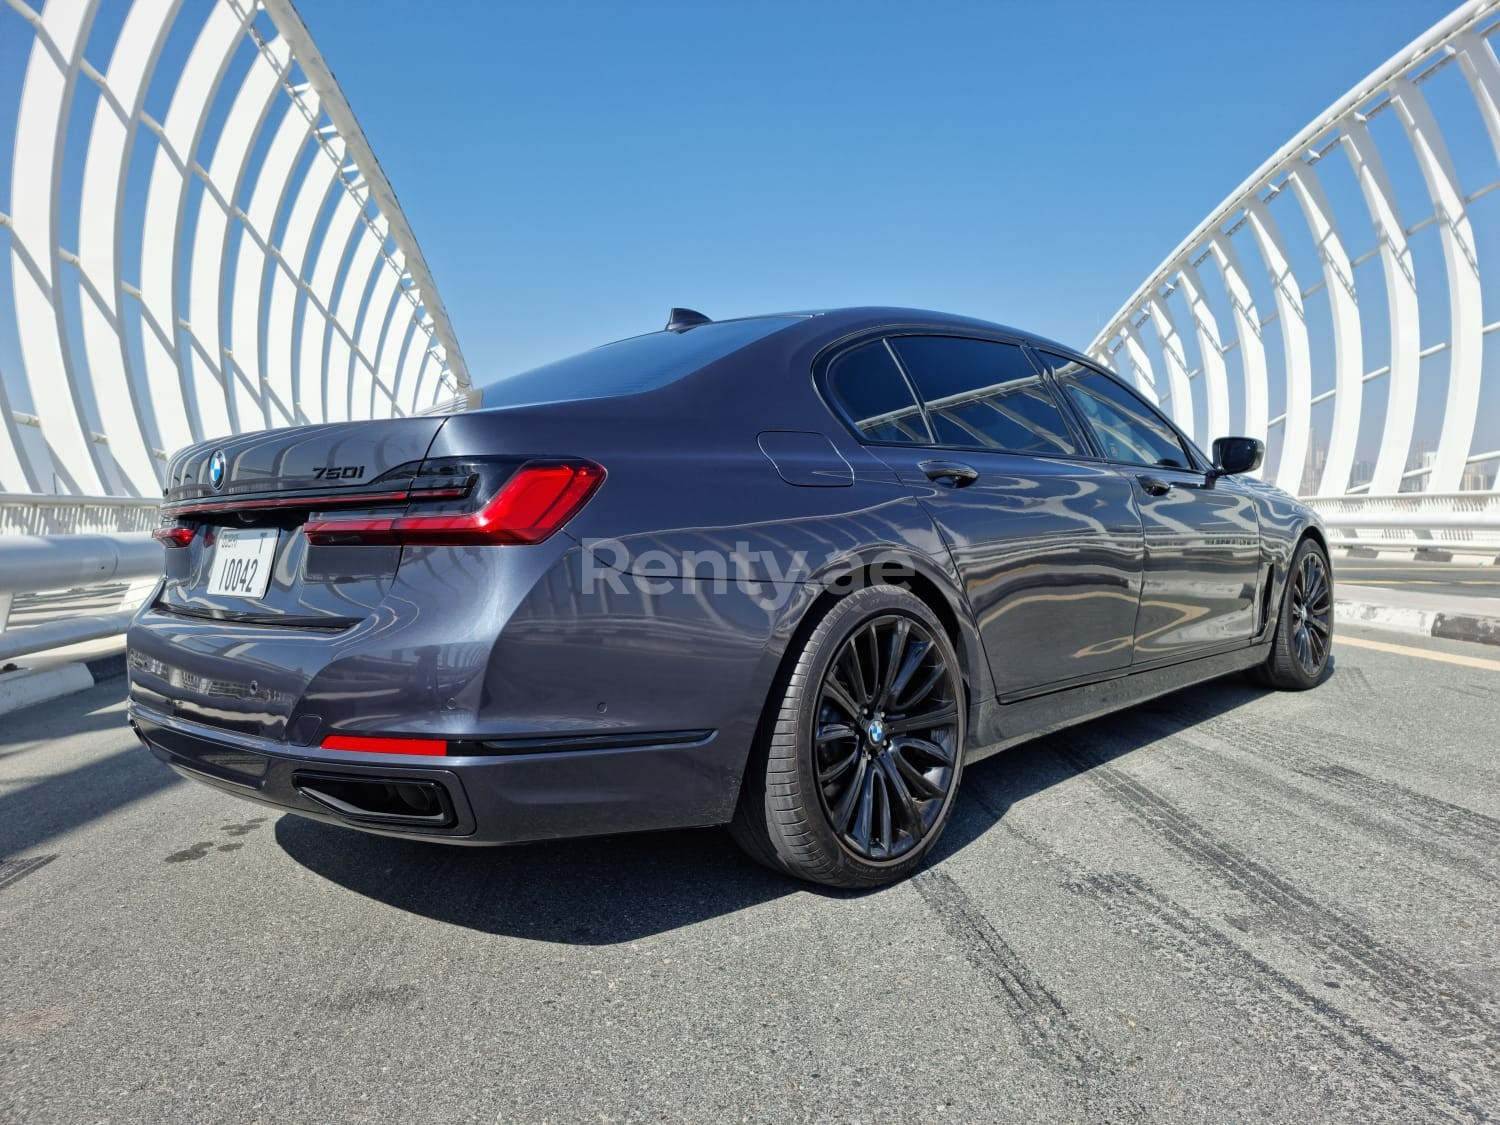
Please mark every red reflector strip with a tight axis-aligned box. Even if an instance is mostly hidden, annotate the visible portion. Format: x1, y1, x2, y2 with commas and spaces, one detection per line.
152, 525, 195, 547
304, 460, 605, 547
320, 735, 448, 756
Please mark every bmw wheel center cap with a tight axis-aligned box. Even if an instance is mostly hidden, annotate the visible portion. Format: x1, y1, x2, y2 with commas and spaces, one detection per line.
867, 717, 886, 746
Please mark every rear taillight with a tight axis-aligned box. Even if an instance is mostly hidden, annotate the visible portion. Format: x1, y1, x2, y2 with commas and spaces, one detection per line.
153, 525, 195, 547
303, 459, 604, 547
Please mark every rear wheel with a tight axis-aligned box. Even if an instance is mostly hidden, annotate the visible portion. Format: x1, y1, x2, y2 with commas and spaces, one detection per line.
1251, 537, 1333, 691
730, 585, 965, 889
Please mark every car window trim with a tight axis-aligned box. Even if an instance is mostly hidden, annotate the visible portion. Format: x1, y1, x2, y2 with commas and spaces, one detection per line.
1036, 351, 1208, 473
881, 334, 1090, 459
817, 337, 935, 446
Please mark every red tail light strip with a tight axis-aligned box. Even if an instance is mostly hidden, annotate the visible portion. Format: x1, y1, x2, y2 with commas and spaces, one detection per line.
161, 485, 468, 518
304, 460, 605, 547
321, 734, 449, 756
153, 525, 195, 547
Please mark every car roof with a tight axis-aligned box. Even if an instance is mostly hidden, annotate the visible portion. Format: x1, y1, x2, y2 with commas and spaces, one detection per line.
738, 306, 1092, 365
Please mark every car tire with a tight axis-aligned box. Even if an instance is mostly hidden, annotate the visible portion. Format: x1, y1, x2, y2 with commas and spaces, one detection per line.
1250, 537, 1333, 691
729, 584, 966, 889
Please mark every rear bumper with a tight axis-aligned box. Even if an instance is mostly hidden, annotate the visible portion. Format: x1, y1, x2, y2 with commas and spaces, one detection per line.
129, 704, 736, 846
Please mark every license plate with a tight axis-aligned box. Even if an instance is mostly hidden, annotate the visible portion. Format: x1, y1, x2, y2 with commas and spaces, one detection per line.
207, 528, 280, 599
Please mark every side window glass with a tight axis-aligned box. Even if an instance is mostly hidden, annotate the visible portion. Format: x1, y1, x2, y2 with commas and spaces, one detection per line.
888, 336, 1078, 456
825, 342, 930, 444
1040, 353, 1190, 468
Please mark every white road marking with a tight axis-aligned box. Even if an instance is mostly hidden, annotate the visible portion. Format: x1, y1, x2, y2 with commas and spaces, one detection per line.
1337, 634, 1500, 672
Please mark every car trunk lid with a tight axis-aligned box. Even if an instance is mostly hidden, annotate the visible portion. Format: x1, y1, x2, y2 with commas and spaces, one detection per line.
154, 418, 449, 626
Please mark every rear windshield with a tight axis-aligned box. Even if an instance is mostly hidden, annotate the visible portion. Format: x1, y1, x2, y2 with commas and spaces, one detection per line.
480, 317, 801, 407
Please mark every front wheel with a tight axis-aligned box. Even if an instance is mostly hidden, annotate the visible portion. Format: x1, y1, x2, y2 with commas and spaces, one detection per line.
1251, 537, 1333, 691
730, 585, 966, 889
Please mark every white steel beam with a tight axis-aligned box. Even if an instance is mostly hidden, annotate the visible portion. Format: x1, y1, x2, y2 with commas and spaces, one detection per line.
268, 123, 338, 426
1206, 233, 1270, 469
77, 0, 182, 497
10, 0, 106, 494
1090, 2, 1499, 502
1244, 195, 1313, 493
192, 32, 291, 434
303, 187, 365, 423
1454, 29, 1500, 162
357, 246, 405, 417
1389, 78, 1484, 495
258, 0, 470, 394
233, 96, 312, 430
138, 0, 251, 453
1147, 293, 1195, 441
330, 217, 384, 423
1284, 162, 1362, 496
1340, 116, 1420, 496
1176, 261, 1231, 442
1119, 321, 1160, 404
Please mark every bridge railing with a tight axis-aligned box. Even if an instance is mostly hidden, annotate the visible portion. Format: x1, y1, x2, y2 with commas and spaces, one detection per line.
0, 534, 162, 662
1306, 493, 1500, 553
1089, 0, 1500, 505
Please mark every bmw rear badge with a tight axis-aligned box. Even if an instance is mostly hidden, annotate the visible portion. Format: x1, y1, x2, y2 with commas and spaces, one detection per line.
208, 449, 227, 491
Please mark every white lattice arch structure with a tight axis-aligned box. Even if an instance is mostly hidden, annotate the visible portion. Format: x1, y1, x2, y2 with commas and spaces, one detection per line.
1092, 0, 1500, 502
0, 0, 469, 500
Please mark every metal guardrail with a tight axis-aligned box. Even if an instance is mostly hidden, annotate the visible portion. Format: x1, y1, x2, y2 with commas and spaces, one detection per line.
0, 492, 160, 536
0, 534, 163, 662
1306, 493, 1500, 553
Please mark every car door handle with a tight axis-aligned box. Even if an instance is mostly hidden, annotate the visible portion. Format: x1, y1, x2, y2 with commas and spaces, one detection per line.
1137, 475, 1173, 496
920, 461, 979, 488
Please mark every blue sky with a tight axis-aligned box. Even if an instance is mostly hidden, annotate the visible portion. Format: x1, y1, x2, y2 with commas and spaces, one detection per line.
0, 0, 1487, 493
300, 0, 1459, 378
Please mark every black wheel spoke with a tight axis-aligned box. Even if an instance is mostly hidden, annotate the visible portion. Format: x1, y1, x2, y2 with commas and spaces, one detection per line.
887, 703, 958, 736
839, 638, 870, 710
875, 753, 923, 834
858, 625, 881, 703
850, 763, 877, 851
890, 745, 946, 800
1310, 620, 1328, 663
895, 660, 946, 712
875, 619, 911, 709
1294, 625, 1311, 670
887, 638, 931, 709
875, 770, 895, 855
816, 721, 857, 744
822, 676, 863, 720
818, 745, 860, 784
831, 756, 868, 832
897, 734, 955, 768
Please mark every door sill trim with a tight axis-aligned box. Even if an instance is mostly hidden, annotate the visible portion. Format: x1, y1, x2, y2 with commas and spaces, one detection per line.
996, 639, 1255, 705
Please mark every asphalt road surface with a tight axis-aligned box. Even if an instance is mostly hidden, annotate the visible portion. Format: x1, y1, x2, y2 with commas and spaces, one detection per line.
2, 625, 1498, 1122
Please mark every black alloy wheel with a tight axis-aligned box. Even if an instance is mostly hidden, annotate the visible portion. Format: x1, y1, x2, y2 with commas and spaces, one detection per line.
729, 584, 967, 888
1289, 549, 1332, 676
813, 614, 960, 862
1251, 537, 1335, 691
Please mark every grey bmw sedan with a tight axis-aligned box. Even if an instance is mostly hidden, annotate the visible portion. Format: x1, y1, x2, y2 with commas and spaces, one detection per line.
128, 307, 1332, 887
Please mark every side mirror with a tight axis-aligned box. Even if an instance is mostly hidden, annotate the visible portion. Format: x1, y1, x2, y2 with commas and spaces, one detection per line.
1211, 436, 1264, 477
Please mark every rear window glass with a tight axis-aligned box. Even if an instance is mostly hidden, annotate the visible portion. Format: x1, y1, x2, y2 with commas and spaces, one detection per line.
825, 342, 930, 444
480, 317, 800, 406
